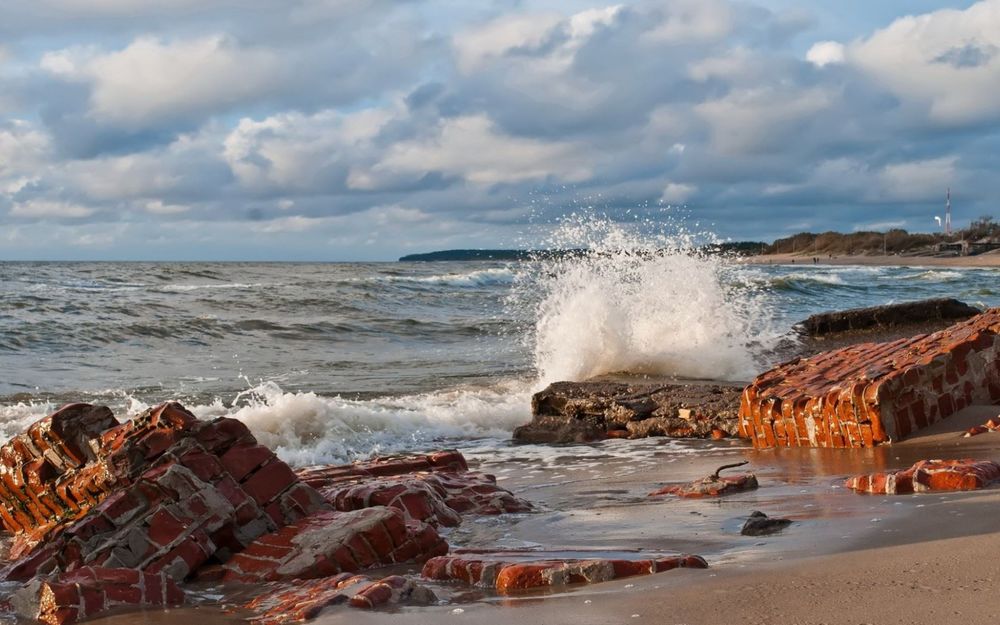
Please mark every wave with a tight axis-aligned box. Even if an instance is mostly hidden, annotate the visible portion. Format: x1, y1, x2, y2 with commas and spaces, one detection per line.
360, 268, 516, 289
907, 270, 965, 282
0, 381, 534, 467
155, 283, 264, 292
514, 217, 779, 383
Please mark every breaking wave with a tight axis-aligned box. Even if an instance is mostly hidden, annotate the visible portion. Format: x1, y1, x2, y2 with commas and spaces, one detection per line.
514, 216, 779, 384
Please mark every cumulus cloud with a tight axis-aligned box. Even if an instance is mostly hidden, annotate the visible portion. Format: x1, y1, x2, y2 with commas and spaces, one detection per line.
806, 41, 845, 67
848, 1, 1000, 124
1, 0, 999, 257
42, 36, 281, 127
352, 115, 595, 188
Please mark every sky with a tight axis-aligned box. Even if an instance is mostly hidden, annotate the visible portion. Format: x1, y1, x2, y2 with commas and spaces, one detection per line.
0, 0, 996, 260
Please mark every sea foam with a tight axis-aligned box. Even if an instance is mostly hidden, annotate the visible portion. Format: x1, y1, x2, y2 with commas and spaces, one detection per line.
514, 216, 778, 384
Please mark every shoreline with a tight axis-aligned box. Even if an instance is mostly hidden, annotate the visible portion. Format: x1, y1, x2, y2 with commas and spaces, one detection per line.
744, 252, 1000, 267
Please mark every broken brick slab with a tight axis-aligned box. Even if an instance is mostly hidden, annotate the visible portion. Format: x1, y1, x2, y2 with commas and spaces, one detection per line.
10, 566, 184, 625
220, 507, 448, 583
739, 309, 1000, 448
1, 403, 326, 583
296, 452, 531, 526
422, 553, 707, 594
246, 573, 436, 624
295, 451, 468, 488
845, 459, 1000, 495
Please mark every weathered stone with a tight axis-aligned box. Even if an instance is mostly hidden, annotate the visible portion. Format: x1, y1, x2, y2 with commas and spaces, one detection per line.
963, 417, 1000, 437
798, 298, 980, 337
845, 459, 1000, 495
740, 511, 792, 536
649, 461, 758, 498
422, 553, 708, 594
1, 403, 327, 584
246, 573, 436, 624
10, 566, 184, 625
515, 381, 743, 443
297, 452, 531, 527
740, 308, 1000, 448
220, 507, 448, 583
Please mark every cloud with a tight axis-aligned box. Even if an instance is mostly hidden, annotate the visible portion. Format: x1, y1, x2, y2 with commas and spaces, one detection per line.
3, 0, 1000, 257
42, 36, 281, 128
848, 1, 1000, 124
352, 114, 595, 188
806, 41, 845, 67
10, 199, 94, 218
660, 182, 697, 204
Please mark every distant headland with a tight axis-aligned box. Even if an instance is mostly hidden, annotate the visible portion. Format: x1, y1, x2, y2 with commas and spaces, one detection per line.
402, 218, 1000, 262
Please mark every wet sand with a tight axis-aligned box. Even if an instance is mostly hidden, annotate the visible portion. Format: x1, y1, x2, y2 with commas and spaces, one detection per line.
88, 406, 1000, 625
746, 252, 1000, 268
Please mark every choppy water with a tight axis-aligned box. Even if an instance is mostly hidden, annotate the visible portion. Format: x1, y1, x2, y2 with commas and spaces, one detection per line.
1, 257, 997, 466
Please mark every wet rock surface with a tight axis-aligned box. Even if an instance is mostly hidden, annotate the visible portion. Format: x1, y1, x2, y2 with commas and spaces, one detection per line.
798, 298, 980, 337
740, 308, 1000, 448
0, 404, 533, 624
516, 380, 743, 443
11, 567, 184, 625
422, 552, 708, 594
648, 462, 758, 498
740, 511, 792, 536
245, 573, 437, 624
845, 459, 1000, 495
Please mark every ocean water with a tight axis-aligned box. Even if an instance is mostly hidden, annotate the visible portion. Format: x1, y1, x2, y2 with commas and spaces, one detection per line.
1, 255, 998, 466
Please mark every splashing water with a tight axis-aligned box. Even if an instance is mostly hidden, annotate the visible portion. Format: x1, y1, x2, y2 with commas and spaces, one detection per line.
514, 216, 777, 383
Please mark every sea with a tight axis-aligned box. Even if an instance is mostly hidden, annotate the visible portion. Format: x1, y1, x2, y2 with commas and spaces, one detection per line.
2, 244, 998, 470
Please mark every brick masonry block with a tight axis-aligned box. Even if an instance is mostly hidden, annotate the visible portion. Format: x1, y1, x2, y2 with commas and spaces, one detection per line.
296, 451, 531, 526
845, 459, 1000, 494
245, 573, 436, 624
740, 309, 1000, 448
10, 566, 184, 625
422, 553, 708, 594
221, 507, 448, 583
0, 404, 327, 584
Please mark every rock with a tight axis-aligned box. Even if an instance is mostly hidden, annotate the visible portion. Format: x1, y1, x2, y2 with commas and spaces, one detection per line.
649, 461, 758, 498
798, 298, 980, 336
245, 573, 436, 624
515, 380, 743, 443
963, 417, 1000, 437
11, 567, 184, 625
422, 553, 708, 594
845, 459, 1000, 495
297, 452, 531, 527
740, 308, 1000, 448
1, 402, 327, 584
740, 511, 792, 536
220, 507, 448, 583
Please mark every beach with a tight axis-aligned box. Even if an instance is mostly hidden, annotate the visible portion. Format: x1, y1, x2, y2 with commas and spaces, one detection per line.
3, 253, 1000, 625
747, 252, 1000, 268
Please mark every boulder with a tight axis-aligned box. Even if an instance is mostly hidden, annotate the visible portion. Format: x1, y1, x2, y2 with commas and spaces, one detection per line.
845, 459, 1000, 495
798, 298, 980, 337
246, 573, 436, 624
220, 507, 448, 583
740, 308, 1000, 448
740, 511, 792, 536
515, 381, 743, 443
10, 567, 184, 625
422, 553, 708, 594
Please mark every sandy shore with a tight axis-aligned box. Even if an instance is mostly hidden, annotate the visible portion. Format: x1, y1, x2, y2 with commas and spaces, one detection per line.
319, 406, 1000, 625
745, 252, 1000, 268
86, 406, 1000, 625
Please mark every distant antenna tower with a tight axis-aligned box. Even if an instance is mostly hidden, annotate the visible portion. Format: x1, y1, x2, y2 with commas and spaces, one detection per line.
945, 187, 952, 235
